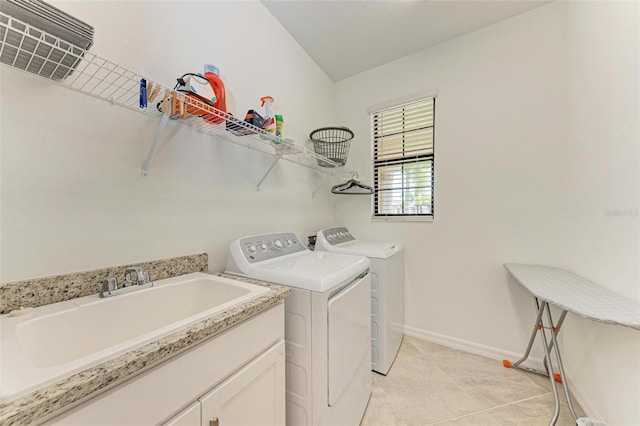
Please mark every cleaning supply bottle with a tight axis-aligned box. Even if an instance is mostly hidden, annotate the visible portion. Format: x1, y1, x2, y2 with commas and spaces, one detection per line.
260, 96, 275, 139
275, 114, 283, 143
203, 64, 226, 124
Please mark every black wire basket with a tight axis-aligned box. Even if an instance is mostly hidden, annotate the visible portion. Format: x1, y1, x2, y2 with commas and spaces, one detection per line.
309, 126, 354, 167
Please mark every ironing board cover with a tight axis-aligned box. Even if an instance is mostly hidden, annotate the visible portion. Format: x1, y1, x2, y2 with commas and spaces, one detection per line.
505, 264, 640, 330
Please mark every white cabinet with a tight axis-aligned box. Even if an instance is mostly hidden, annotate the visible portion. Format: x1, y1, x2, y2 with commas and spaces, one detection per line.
163, 341, 285, 426
43, 303, 285, 426
164, 402, 201, 426
199, 341, 285, 426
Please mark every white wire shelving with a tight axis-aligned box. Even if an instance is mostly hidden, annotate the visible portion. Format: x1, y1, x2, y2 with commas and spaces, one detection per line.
0, 11, 344, 192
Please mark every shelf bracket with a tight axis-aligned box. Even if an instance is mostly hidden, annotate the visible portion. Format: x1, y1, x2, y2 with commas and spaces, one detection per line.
256, 149, 287, 191
141, 106, 171, 177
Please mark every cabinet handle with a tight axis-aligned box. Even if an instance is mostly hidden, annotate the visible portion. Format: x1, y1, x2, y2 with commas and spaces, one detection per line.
209, 418, 219, 426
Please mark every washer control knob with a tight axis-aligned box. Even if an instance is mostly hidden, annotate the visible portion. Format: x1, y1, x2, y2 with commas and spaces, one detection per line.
285, 239, 293, 247
246, 245, 257, 254
274, 240, 284, 249
258, 243, 268, 252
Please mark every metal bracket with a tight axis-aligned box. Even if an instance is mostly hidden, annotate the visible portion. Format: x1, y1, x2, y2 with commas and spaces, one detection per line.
141, 99, 171, 177
256, 148, 287, 191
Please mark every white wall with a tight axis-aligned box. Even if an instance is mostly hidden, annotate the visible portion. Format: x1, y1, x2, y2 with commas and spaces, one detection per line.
0, 0, 337, 281
561, 1, 640, 424
335, 1, 639, 423
335, 2, 567, 357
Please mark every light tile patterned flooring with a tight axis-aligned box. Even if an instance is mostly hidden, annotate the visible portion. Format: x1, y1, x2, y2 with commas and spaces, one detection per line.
361, 336, 585, 426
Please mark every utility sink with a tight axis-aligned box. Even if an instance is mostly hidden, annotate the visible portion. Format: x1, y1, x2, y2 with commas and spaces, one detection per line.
0, 272, 269, 404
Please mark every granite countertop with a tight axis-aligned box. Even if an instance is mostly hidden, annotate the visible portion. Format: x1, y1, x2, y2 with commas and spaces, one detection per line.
0, 272, 290, 426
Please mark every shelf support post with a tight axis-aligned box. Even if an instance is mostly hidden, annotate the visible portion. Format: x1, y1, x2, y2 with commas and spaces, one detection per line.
141, 101, 171, 177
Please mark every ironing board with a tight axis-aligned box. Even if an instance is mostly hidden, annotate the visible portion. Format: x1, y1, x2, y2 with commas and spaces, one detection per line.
503, 264, 640, 426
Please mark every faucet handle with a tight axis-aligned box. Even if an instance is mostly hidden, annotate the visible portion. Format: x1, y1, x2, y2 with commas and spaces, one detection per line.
124, 267, 141, 286
100, 277, 119, 297
124, 266, 150, 286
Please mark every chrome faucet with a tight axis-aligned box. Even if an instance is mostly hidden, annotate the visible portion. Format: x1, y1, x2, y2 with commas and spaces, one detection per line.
99, 266, 153, 298
123, 266, 151, 287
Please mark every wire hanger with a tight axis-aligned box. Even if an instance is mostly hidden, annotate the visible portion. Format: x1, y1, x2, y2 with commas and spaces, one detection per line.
331, 172, 373, 195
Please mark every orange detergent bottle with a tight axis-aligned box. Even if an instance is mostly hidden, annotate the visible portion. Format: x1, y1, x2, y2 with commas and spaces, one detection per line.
203, 64, 226, 124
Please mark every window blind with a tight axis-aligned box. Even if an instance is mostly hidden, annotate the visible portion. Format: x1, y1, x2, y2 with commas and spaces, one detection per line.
372, 97, 434, 217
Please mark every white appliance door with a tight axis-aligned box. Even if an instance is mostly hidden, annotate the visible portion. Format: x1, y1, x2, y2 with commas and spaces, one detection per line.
327, 272, 371, 406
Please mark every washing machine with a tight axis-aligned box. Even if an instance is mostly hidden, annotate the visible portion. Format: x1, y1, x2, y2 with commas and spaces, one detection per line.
225, 232, 372, 426
315, 227, 404, 375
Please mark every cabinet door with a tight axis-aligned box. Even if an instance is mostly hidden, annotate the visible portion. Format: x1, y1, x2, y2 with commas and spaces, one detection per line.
164, 402, 201, 426
200, 341, 285, 426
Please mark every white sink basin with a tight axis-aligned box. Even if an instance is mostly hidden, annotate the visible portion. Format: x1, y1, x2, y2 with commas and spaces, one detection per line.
0, 272, 269, 403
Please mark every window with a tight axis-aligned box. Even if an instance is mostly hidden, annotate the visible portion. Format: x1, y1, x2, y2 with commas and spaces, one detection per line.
371, 94, 435, 219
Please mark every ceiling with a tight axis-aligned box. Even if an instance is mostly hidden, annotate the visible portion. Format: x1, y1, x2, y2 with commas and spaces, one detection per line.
262, 0, 550, 82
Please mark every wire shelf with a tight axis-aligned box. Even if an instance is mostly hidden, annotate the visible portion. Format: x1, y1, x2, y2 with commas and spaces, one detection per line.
0, 11, 342, 184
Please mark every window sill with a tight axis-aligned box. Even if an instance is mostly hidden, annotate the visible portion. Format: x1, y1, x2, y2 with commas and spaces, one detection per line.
371, 216, 434, 223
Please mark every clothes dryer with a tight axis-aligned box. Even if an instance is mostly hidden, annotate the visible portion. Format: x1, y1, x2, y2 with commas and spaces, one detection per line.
315, 227, 404, 375
226, 232, 371, 426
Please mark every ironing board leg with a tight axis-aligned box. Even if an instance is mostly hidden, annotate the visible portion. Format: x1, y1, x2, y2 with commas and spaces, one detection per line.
504, 298, 547, 370
542, 309, 568, 376
538, 302, 561, 426
546, 308, 578, 422
515, 298, 568, 382
503, 299, 577, 425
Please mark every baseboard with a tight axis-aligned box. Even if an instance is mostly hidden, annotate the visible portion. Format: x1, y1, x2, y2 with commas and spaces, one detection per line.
403, 325, 546, 371
403, 325, 600, 420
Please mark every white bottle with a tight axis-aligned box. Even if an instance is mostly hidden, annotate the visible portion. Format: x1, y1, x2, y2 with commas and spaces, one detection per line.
260, 96, 275, 140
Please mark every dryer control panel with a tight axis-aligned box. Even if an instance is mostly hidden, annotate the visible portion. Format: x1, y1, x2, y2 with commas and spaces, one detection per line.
321, 227, 355, 245
238, 232, 306, 263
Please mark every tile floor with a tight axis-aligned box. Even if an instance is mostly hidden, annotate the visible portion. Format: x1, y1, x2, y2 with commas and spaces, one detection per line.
361, 336, 585, 426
